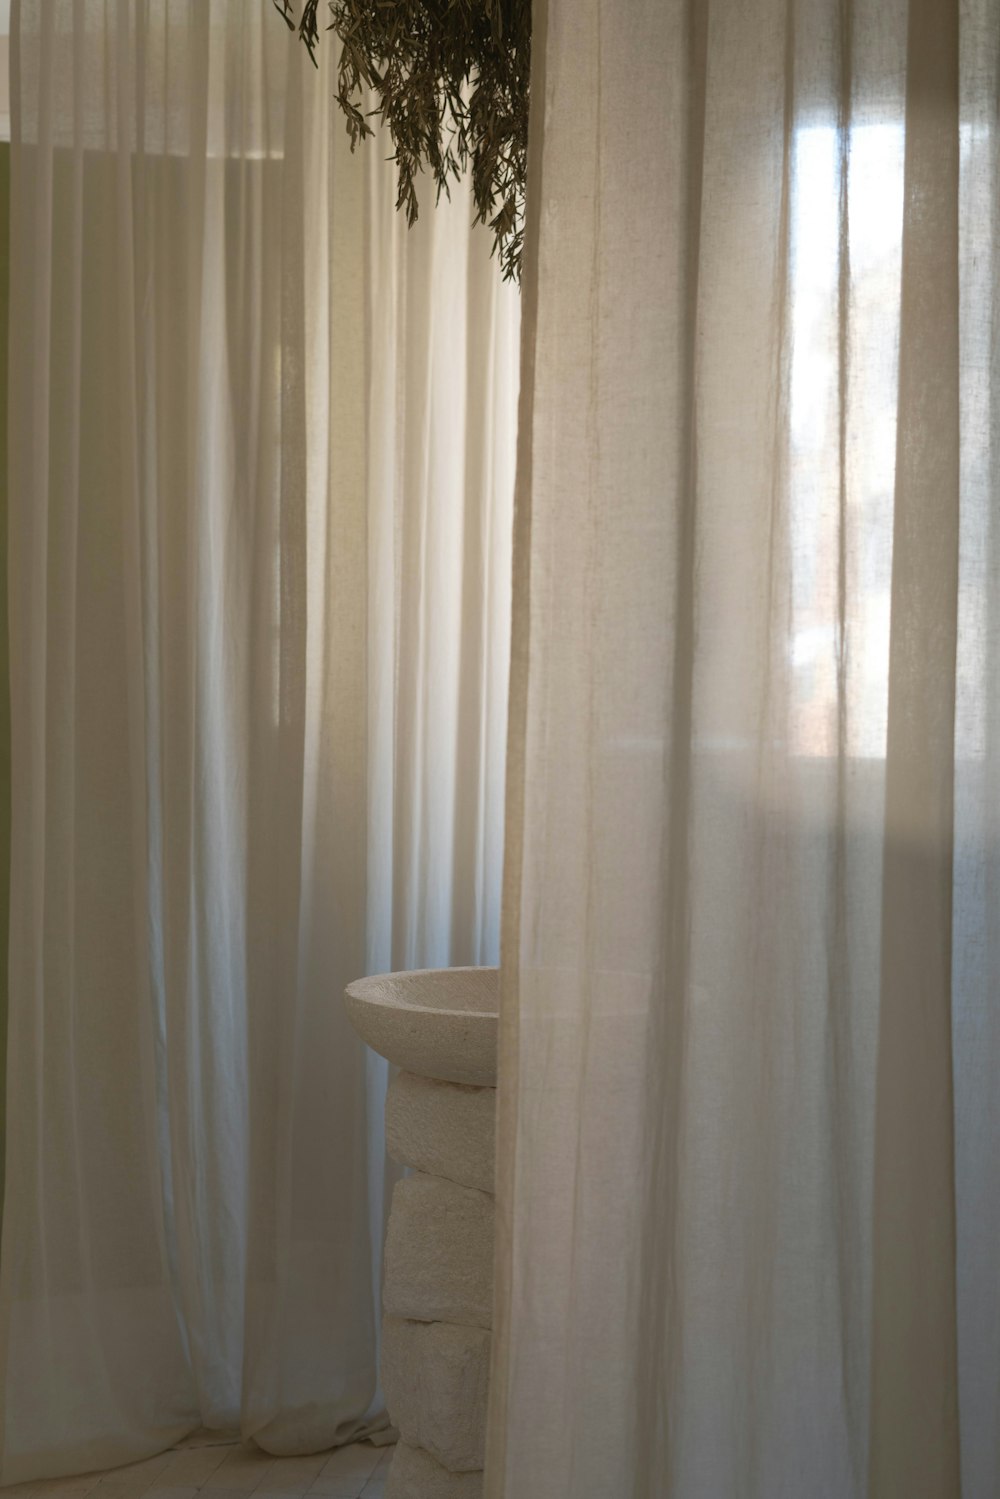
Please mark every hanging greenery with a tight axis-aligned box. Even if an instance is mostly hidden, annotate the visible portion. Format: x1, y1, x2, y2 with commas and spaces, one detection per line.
274, 0, 531, 283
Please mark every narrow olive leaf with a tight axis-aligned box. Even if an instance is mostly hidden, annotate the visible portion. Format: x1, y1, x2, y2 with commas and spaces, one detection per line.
277, 0, 530, 282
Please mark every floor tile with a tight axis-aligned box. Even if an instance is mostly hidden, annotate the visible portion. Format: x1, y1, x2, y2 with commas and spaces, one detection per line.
170, 1433, 239, 1453
207, 1451, 275, 1494
97, 1481, 172, 1499
358, 1448, 392, 1499
34, 1480, 103, 1498
26, 1490, 103, 1499
313, 1448, 379, 1484
18, 1490, 99, 1499
251, 1491, 316, 1499
258, 1457, 326, 1494
98, 1457, 174, 1489
151, 1451, 230, 1489
7, 1434, 399, 1499
205, 1468, 273, 1492
254, 1481, 367, 1499
303, 1486, 363, 1499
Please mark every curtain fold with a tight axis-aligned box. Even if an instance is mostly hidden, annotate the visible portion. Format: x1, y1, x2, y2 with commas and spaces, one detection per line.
490, 1, 1000, 1496
0, 1, 519, 1481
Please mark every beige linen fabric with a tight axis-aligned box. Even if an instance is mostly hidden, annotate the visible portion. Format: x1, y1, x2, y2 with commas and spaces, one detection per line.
1, 0, 518, 1479
489, 1, 1000, 1495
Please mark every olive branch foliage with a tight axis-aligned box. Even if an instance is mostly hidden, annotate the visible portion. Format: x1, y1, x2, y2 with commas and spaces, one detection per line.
274, 0, 530, 282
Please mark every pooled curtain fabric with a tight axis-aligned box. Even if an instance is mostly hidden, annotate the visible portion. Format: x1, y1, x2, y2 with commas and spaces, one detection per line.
1, 0, 518, 1481
490, 0, 1000, 1496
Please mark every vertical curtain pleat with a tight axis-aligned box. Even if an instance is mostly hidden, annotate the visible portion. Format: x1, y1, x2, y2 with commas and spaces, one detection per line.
491, 1, 1000, 1496
953, 8, 1000, 1492
1, 0, 519, 1480
868, 3, 962, 1493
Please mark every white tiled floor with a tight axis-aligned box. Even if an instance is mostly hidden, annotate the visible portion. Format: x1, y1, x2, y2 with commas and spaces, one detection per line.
1, 1434, 394, 1499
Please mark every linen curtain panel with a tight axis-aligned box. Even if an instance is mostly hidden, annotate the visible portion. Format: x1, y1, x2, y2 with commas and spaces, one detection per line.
1, 0, 518, 1481
490, 0, 1000, 1496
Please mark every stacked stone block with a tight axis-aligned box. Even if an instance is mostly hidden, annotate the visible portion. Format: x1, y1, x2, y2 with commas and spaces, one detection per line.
382, 1075, 496, 1499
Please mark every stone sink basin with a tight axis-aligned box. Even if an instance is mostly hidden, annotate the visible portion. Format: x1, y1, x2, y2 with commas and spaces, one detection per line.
344, 966, 498, 1087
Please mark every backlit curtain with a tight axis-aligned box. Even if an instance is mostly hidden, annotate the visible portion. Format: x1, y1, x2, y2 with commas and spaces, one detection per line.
0, 0, 518, 1481
490, 0, 1000, 1496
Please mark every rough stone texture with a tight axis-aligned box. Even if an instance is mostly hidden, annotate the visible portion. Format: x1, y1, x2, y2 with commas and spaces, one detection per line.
382, 1317, 490, 1472
386, 1073, 496, 1193
344, 968, 498, 1085
386, 1444, 483, 1499
383, 1174, 494, 1330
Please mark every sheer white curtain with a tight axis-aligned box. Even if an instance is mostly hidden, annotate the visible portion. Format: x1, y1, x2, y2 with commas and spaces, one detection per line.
0, 0, 518, 1482
490, 0, 1000, 1496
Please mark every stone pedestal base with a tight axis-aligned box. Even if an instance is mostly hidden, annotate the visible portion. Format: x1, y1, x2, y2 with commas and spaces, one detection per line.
386, 1073, 495, 1192
381, 1072, 495, 1498
386, 1444, 483, 1499
383, 1173, 493, 1329
382, 1318, 490, 1472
